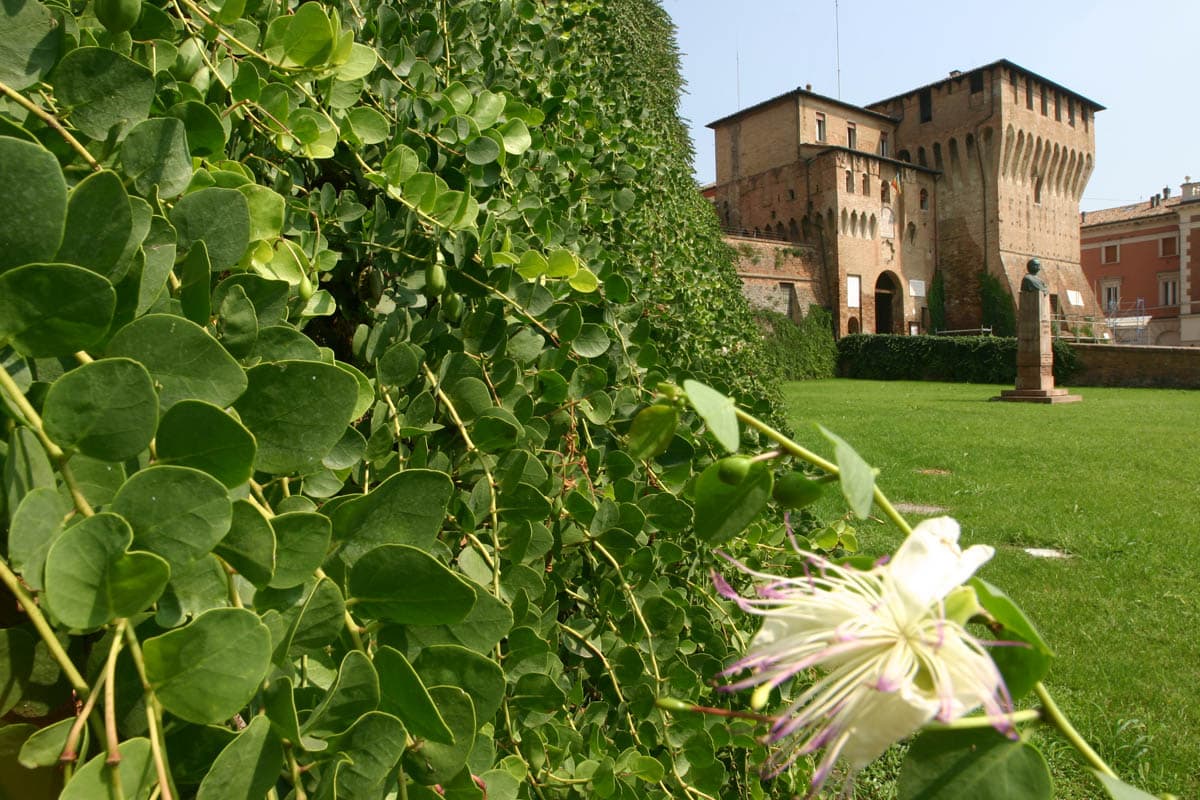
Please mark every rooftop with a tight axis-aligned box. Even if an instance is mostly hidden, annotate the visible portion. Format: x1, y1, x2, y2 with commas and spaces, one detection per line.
1081, 196, 1181, 227
867, 59, 1105, 112
707, 85, 898, 129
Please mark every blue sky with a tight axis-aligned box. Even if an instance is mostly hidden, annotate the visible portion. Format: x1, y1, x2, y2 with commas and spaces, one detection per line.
663, 0, 1200, 211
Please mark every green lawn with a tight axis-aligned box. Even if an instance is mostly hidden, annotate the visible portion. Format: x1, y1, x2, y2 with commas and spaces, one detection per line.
780, 379, 1199, 799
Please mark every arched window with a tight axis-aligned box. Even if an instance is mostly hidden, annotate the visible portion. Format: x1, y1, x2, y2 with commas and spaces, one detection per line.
862, 173, 870, 194
917, 147, 928, 167
897, 149, 912, 163
881, 181, 891, 204
788, 219, 800, 241
919, 188, 929, 210
907, 222, 917, 243
845, 170, 854, 193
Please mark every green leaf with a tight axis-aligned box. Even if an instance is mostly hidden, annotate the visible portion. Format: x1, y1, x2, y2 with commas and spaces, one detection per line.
499, 118, 532, 155
402, 687, 475, 786
234, 360, 358, 474
472, 407, 523, 452
346, 106, 389, 145
169, 100, 227, 158
406, 586, 513, 654
382, 144, 420, 186
120, 117, 193, 198
1092, 771, 1161, 800
238, 184, 286, 242
970, 579, 1054, 700
693, 459, 773, 545
52, 47, 154, 140
376, 646, 454, 745
18, 717, 80, 769
0, 630, 34, 716
516, 250, 548, 279
282, 1, 333, 67
819, 425, 876, 519
3, 427, 54, 516
54, 169, 132, 281
0, 139, 65, 271
0, 0, 62, 90
413, 643, 505, 725
44, 512, 169, 629
331, 469, 453, 564
571, 324, 610, 358
170, 187, 251, 271
511, 672, 565, 712
898, 728, 1052, 800
683, 379, 740, 453
215, 500, 275, 587
156, 400, 257, 488
143, 607, 271, 724
322, 712, 408, 797
0, 263, 114, 357
60, 737, 155, 800
196, 716, 283, 800
349, 544, 475, 624
626, 404, 678, 460
42, 358, 158, 461
111, 465, 232, 569
568, 265, 600, 293
179, 239, 212, 325
106, 313, 247, 411
8, 487, 67, 590
302, 650, 379, 738
268, 511, 331, 588
466, 135, 501, 165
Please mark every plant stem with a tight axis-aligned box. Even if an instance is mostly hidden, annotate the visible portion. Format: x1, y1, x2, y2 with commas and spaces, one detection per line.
1034, 682, 1117, 778
286, 745, 308, 800
314, 568, 366, 652
0, 557, 89, 696
924, 708, 1042, 731
122, 625, 176, 799
62, 669, 108, 763
103, 623, 126, 765
0, 79, 101, 171
733, 407, 913, 536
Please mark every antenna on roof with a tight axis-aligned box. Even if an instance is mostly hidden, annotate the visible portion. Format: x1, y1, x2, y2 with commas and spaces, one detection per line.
834, 0, 842, 99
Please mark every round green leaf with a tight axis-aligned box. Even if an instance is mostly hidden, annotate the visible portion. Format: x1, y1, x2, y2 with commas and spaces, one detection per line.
170, 187, 250, 271
196, 717, 283, 800
331, 469, 454, 564
61, 737, 154, 800
0, 137, 67, 271
301, 650, 379, 738
120, 117, 193, 198
402, 687, 475, 786
0, 0, 62, 90
143, 607, 272, 724
412, 643, 505, 725
214, 500, 275, 588
8, 487, 66, 591
898, 728, 1052, 800
683, 379, 740, 454
42, 358, 158, 461
349, 544, 476, 624
0, 629, 34, 716
233, 360, 358, 474
819, 424, 876, 519
156, 400, 256, 488
54, 170, 133, 281
346, 106, 389, 145
237, 184, 285, 242
268, 511, 331, 589
625, 403, 678, 461
465, 134, 501, 165
106, 314, 248, 411
375, 646, 454, 745
52, 47, 154, 140
282, 1, 333, 67
111, 465, 233, 569
43, 512, 170, 629
499, 118, 531, 155
693, 459, 773, 545
571, 324, 610, 358
472, 407, 523, 452
168, 100, 227, 158
0, 263, 115, 357
323, 712, 407, 797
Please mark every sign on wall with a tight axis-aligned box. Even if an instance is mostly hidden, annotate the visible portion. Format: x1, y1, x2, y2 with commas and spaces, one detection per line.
908, 279, 926, 297
847, 275, 861, 308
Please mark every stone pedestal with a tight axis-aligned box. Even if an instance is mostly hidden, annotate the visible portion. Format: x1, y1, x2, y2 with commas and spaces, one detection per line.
996, 289, 1081, 403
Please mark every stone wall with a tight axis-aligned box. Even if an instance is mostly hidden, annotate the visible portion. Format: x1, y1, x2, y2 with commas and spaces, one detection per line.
727, 236, 826, 320
1069, 343, 1200, 388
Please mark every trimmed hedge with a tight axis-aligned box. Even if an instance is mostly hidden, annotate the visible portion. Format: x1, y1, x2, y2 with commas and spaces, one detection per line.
837, 334, 1079, 384
756, 306, 838, 381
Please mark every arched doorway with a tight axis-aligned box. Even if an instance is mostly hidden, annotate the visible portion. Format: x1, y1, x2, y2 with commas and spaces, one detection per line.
874, 272, 903, 334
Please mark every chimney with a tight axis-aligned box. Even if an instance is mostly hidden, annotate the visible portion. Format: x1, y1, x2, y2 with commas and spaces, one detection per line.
1080, 210, 1087, 222
949, 70, 962, 77
1163, 185, 1171, 198
805, 84, 812, 91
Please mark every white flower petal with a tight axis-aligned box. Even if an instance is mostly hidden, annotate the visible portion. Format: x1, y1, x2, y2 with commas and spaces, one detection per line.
889, 517, 993, 610
837, 686, 939, 767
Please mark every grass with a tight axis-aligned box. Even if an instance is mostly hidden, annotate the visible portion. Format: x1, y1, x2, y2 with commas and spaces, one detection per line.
779, 379, 1199, 799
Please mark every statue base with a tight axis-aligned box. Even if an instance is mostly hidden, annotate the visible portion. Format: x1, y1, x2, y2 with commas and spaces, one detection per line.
993, 388, 1082, 404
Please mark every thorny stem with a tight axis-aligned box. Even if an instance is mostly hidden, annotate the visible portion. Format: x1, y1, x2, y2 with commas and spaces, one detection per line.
0, 365, 95, 517
122, 625, 176, 800
1034, 683, 1117, 778
0, 79, 101, 171
732, 407, 913, 536
0, 558, 89, 696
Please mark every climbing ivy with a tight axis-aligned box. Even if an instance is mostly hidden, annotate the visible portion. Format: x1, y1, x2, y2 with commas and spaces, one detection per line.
0, 0, 795, 798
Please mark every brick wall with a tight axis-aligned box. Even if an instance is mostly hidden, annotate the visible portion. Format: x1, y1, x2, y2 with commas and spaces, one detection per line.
727, 236, 827, 319
1069, 343, 1200, 388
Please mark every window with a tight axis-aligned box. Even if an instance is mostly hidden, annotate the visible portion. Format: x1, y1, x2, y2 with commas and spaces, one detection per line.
969, 71, 984, 93
917, 147, 927, 167
845, 170, 854, 193
878, 132, 889, 157
881, 180, 891, 204
1009, 69, 1018, 100
1067, 98, 1075, 126
847, 122, 857, 149
1100, 279, 1120, 311
1026, 80, 1033, 110
919, 188, 929, 210
1054, 93, 1061, 121
862, 173, 869, 194
1082, 107, 1088, 132
847, 275, 861, 308
1101, 244, 1119, 264
780, 282, 797, 317
1161, 236, 1179, 257
919, 89, 932, 122
1159, 275, 1179, 307
1040, 86, 1048, 115
815, 112, 826, 142
788, 188, 796, 200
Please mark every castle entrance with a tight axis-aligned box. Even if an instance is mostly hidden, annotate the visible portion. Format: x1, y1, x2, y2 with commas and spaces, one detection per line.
874, 271, 902, 334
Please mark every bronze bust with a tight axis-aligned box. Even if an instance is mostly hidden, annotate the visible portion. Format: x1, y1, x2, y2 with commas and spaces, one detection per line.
1021, 258, 1049, 294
